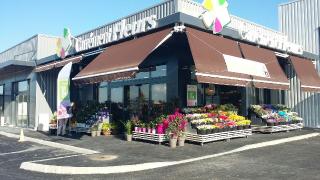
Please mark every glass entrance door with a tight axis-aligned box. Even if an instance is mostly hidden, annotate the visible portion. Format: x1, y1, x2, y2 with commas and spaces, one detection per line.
0, 85, 4, 118
128, 84, 149, 120
13, 81, 29, 127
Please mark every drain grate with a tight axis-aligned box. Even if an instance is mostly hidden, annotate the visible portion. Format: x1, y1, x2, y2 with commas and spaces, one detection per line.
87, 154, 118, 161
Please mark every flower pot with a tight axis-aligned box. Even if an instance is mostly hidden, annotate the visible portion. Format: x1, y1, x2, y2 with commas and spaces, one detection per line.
178, 137, 185, 147
152, 128, 156, 134
96, 131, 101, 137
103, 131, 111, 136
212, 129, 218, 134
156, 124, 164, 134
134, 127, 139, 132
236, 126, 243, 130
197, 129, 206, 135
206, 129, 211, 134
91, 131, 97, 137
142, 128, 146, 133
125, 134, 132, 142
147, 128, 152, 133
267, 122, 274, 126
169, 137, 178, 148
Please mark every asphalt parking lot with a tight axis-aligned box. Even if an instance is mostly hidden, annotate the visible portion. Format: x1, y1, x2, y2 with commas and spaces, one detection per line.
0, 129, 320, 180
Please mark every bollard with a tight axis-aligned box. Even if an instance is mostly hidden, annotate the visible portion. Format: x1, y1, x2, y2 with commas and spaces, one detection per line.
18, 129, 25, 142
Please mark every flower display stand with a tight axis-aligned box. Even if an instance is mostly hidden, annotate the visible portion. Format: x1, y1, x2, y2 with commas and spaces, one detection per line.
186, 129, 252, 146
133, 131, 168, 145
252, 123, 303, 133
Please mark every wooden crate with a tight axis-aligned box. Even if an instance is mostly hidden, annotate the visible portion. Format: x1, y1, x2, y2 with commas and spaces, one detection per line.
133, 131, 168, 144
252, 123, 303, 133
186, 129, 252, 146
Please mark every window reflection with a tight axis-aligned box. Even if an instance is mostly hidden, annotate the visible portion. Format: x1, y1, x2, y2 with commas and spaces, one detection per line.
135, 71, 150, 79
151, 84, 167, 104
151, 65, 167, 78
99, 82, 108, 103
111, 87, 123, 103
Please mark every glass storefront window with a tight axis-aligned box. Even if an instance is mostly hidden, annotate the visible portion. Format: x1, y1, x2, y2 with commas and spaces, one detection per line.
135, 71, 150, 79
18, 81, 28, 92
151, 84, 167, 104
151, 65, 167, 78
111, 87, 124, 103
99, 82, 108, 103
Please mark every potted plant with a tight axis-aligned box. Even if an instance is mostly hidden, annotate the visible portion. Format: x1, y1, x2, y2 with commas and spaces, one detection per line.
101, 122, 111, 136
166, 111, 187, 148
131, 115, 141, 132
121, 120, 133, 141
178, 131, 186, 147
146, 123, 152, 133
111, 123, 118, 135
141, 123, 146, 133
150, 121, 156, 134
91, 125, 99, 137
97, 122, 103, 136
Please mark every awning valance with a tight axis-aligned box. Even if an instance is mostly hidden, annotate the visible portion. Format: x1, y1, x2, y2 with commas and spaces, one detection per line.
239, 43, 290, 90
186, 27, 251, 87
34, 56, 82, 72
290, 56, 320, 92
73, 28, 173, 84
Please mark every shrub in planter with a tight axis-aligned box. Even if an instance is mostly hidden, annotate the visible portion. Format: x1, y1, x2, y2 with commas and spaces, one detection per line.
91, 125, 99, 137
121, 120, 133, 141
101, 122, 111, 136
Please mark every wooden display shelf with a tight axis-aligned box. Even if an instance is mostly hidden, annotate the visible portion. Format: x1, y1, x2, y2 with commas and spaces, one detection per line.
133, 131, 168, 144
186, 129, 252, 146
252, 123, 303, 133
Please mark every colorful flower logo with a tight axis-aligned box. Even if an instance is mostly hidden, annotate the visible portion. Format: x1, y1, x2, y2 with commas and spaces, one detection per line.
201, 0, 231, 34
56, 28, 72, 59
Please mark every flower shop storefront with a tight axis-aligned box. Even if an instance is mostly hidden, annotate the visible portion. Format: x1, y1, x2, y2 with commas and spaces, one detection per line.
68, 25, 320, 146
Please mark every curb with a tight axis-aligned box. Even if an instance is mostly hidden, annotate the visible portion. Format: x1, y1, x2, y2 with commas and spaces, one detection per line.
0, 131, 99, 155
19, 133, 319, 175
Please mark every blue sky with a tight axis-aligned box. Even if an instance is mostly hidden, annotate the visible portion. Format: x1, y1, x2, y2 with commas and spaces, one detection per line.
0, 0, 289, 52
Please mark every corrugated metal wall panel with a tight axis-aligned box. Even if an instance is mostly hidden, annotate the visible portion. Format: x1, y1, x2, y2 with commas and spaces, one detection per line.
280, 0, 320, 128
0, 36, 38, 63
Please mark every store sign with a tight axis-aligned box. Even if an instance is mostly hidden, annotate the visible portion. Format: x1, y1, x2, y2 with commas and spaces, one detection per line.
57, 62, 72, 120
228, 18, 304, 55
56, 28, 72, 59
187, 85, 198, 107
223, 54, 270, 78
201, 0, 231, 34
75, 15, 157, 52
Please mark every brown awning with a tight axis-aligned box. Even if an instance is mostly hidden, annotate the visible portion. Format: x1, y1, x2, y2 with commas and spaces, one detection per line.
186, 28, 251, 87
290, 56, 320, 92
34, 56, 82, 72
73, 28, 172, 84
239, 43, 290, 90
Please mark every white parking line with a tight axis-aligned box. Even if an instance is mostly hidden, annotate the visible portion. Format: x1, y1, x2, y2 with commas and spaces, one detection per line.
0, 146, 44, 156
0, 131, 99, 155
19, 133, 319, 175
